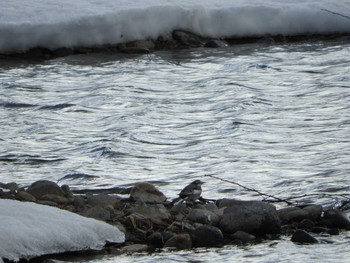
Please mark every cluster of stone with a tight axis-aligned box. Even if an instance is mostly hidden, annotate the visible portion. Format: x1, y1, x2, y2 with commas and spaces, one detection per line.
1, 180, 350, 255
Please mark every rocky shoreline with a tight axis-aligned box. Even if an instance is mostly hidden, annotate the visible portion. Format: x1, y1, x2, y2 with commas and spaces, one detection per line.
1, 30, 349, 61
1, 180, 350, 261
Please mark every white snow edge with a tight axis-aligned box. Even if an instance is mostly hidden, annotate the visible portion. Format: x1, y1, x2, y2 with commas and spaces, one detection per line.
0, 199, 125, 262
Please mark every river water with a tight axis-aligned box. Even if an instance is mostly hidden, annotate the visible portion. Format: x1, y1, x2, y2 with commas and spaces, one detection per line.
1, 39, 350, 262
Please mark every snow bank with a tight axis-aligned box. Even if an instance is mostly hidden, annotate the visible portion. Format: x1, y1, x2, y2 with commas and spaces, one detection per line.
0, 199, 124, 262
1, 0, 350, 53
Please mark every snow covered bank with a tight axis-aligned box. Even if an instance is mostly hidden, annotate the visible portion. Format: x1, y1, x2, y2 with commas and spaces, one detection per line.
0, 199, 124, 262
1, 0, 350, 54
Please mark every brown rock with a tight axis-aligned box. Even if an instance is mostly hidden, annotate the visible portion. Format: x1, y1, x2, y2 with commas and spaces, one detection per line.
130, 182, 166, 203
17, 191, 36, 202
27, 180, 65, 199
121, 244, 149, 253
41, 194, 70, 204
164, 233, 192, 250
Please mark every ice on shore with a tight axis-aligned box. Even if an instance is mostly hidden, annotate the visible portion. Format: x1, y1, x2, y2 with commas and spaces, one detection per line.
1, 0, 350, 53
0, 199, 124, 262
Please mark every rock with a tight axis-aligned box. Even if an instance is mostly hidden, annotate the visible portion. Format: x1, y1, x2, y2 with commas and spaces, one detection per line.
0, 182, 19, 191
73, 195, 86, 208
130, 182, 167, 203
61, 185, 74, 199
204, 40, 228, 48
128, 40, 155, 50
164, 233, 192, 250
26, 180, 65, 200
203, 203, 220, 212
41, 194, 70, 204
278, 205, 322, 223
51, 48, 74, 57
121, 244, 149, 253
187, 208, 221, 226
302, 205, 323, 220
86, 206, 112, 221
327, 228, 340, 235
291, 230, 318, 244
231, 230, 256, 243
172, 30, 204, 47
147, 232, 164, 248
298, 219, 315, 229
131, 203, 170, 225
17, 191, 36, 202
323, 209, 350, 229
120, 47, 150, 54
147, 231, 176, 248
219, 201, 281, 235
191, 225, 224, 247
87, 194, 120, 207
170, 203, 189, 216
278, 207, 308, 223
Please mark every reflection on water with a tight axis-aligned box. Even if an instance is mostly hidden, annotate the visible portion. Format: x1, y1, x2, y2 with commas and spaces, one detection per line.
1, 40, 350, 261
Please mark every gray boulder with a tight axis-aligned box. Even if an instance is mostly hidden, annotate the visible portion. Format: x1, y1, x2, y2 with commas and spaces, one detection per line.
191, 225, 224, 247
219, 200, 280, 235
164, 233, 192, 250
26, 180, 65, 199
130, 182, 167, 203
87, 194, 120, 207
131, 203, 171, 225
187, 208, 221, 226
324, 209, 350, 229
278, 205, 322, 223
172, 30, 204, 47
291, 229, 318, 244
231, 230, 256, 243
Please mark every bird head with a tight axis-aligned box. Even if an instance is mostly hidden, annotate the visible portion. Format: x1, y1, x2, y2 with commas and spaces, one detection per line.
192, 180, 204, 185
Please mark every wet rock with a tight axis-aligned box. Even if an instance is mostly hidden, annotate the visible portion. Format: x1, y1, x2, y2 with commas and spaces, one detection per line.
51, 48, 74, 57
128, 40, 155, 50
61, 185, 74, 199
87, 194, 120, 207
291, 229, 318, 244
204, 39, 227, 48
131, 203, 170, 225
130, 182, 167, 203
121, 244, 149, 253
203, 203, 220, 212
73, 195, 86, 208
278, 207, 308, 223
26, 180, 65, 200
41, 194, 71, 204
231, 230, 256, 243
327, 228, 340, 235
164, 233, 192, 250
147, 231, 176, 248
187, 208, 221, 226
119, 47, 150, 54
298, 219, 315, 229
170, 202, 189, 216
172, 30, 204, 47
323, 209, 350, 229
86, 206, 112, 221
17, 191, 36, 202
303, 205, 323, 220
147, 232, 164, 248
278, 205, 322, 223
191, 225, 224, 247
311, 226, 329, 233
0, 182, 19, 191
219, 201, 281, 235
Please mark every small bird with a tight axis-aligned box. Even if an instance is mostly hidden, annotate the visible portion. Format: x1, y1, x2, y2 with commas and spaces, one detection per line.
178, 180, 205, 203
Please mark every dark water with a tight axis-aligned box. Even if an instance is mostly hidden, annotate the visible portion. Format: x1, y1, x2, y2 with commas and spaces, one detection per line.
1, 40, 350, 262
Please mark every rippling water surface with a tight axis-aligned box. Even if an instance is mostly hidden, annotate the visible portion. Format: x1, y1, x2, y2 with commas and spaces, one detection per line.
1, 40, 350, 262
